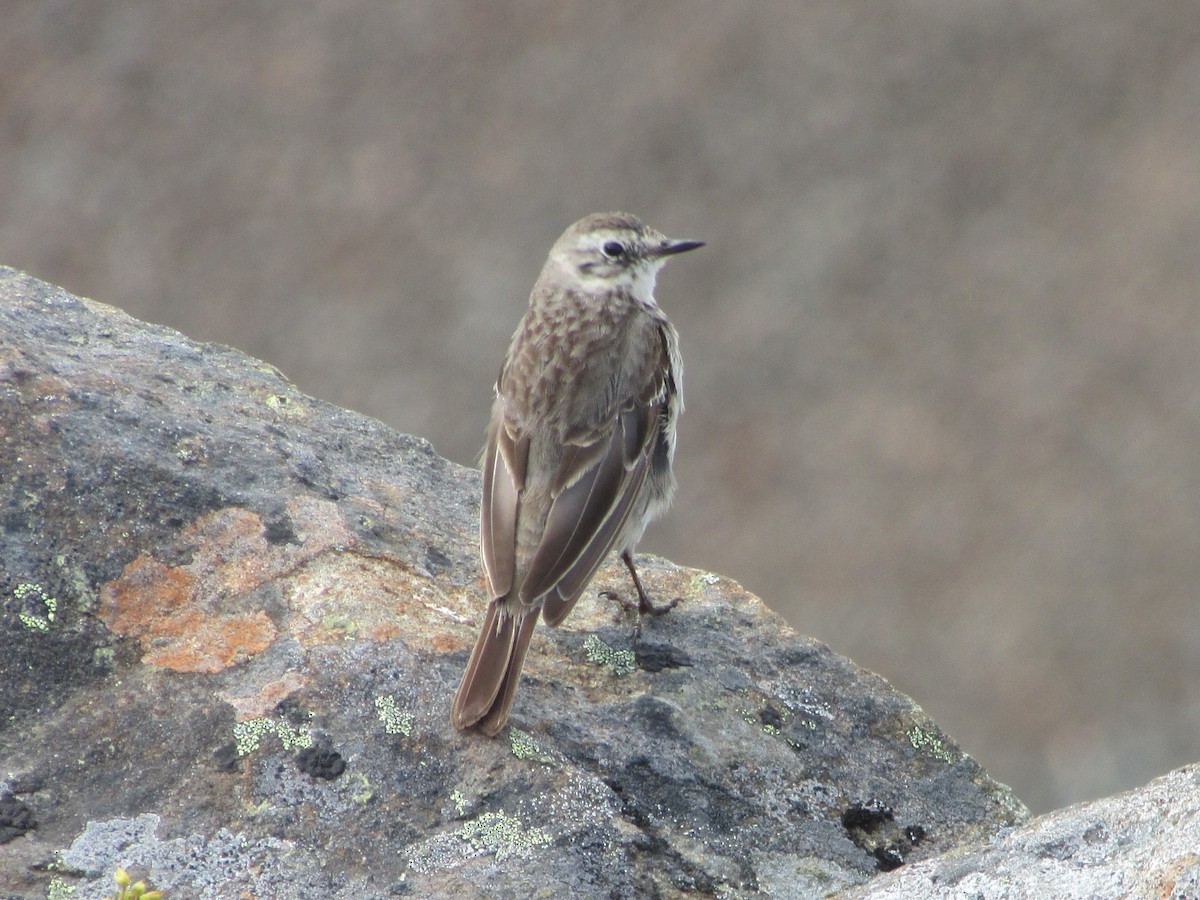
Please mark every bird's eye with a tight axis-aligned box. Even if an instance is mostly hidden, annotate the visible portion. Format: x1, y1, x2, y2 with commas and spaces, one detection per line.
602, 240, 627, 259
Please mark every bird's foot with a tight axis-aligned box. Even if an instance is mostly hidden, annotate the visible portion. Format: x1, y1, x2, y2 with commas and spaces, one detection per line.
601, 589, 682, 639
639, 594, 682, 616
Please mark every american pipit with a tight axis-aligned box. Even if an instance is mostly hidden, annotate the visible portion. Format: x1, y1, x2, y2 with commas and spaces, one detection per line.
451, 212, 702, 735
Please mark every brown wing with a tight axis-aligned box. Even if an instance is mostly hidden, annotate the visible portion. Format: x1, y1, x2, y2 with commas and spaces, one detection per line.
524, 397, 660, 624
527, 318, 672, 624
479, 403, 528, 600
540, 406, 662, 625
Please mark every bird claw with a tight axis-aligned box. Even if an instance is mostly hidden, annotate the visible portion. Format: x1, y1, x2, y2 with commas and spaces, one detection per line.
600, 589, 638, 615
640, 595, 682, 617
601, 589, 682, 640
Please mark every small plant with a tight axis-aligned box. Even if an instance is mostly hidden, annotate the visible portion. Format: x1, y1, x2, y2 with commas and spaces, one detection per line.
111, 866, 164, 900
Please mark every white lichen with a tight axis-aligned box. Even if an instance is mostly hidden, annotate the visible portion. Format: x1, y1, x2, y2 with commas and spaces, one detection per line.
374, 694, 414, 736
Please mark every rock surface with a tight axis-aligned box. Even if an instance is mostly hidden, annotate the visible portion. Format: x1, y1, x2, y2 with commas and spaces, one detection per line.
0, 267, 1027, 897
844, 764, 1200, 900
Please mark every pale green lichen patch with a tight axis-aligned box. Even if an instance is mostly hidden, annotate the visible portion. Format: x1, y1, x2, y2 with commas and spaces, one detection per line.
14, 582, 57, 631
690, 571, 720, 593
375, 694, 414, 736
450, 790, 469, 816
46, 877, 75, 899
174, 434, 206, 463
406, 808, 552, 874
233, 717, 314, 756
583, 634, 635, 675
908, 724, 959, 764
321, 613, 359, 638
263, 392, 308, 419
508, 727, 541, 760
458, 809, 551, 861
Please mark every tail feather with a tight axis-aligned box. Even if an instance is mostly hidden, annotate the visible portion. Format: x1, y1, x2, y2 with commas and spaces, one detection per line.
476, 610, 540, 736
451, 602, 540, 735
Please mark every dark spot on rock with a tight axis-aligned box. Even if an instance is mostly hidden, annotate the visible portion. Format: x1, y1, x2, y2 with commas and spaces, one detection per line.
424, 545, 451, 574
776, 642, 825, 667
635, 642, 693, 672
873, 844, 905, 871
628, 696, 684, 740
289, 451, 331, 493
0, 796, 36, 844
1034, 836, 1076, 860
213, 741, 242, 772
5, 773, 43, 795
841, 801, 894, 833
296, 746, 345, 780
842, 801, 926, 872
759, 705, 784, 730
264, 516, 297, 545
274, 697, 311, 726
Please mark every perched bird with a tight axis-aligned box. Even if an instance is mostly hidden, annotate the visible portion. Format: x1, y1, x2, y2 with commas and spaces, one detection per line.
451, 212, 702, 736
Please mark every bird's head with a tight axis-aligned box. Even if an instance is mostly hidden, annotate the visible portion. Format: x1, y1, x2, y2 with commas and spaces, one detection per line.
547, 212, 703, 301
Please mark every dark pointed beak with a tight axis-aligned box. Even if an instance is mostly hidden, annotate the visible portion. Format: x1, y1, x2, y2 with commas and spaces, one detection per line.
655, 238, 705, 257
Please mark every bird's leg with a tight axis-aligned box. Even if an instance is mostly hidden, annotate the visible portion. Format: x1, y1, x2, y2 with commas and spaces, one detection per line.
623, 551, 681, 616
602, 550, 682, 621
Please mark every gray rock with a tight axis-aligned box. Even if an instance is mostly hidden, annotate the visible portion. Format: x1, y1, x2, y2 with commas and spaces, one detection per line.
0, 267, 1024, 897
842, 764, 1200, 900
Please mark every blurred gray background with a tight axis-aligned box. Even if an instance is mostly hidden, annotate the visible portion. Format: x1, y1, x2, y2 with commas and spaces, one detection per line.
4, 2, 1199, 814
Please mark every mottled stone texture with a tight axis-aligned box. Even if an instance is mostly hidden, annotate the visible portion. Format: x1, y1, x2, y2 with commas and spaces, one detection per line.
845, 765, 1200, 900
0, 268, 1025, 897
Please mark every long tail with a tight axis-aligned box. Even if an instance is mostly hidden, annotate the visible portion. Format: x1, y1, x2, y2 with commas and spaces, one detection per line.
450, 601, 540, 736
